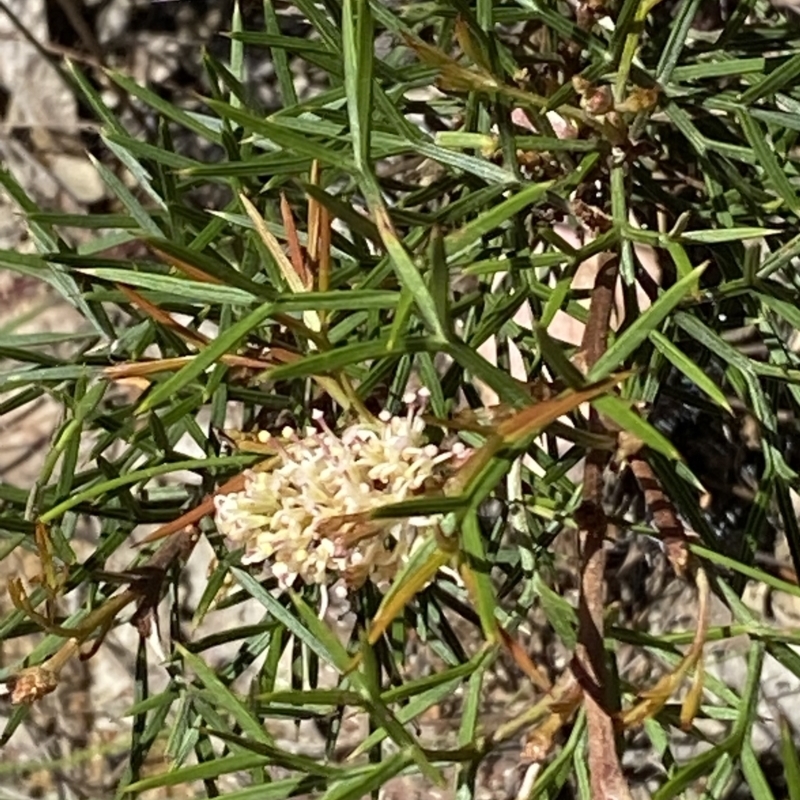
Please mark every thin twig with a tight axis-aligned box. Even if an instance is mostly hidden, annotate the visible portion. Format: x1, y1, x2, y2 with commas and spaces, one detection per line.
627, 454, 692, 577
51, 0, 105, 64
136, 473, 247, 544
620, 449, 709, 731
571, 254, 633, 800
8, 525, 200, 704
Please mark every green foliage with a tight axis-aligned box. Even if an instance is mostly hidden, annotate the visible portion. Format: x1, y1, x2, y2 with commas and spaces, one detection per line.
2, 0, 800, 797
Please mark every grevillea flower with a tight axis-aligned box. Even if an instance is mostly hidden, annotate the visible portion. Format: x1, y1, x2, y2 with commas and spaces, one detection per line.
214, 392, 466, 590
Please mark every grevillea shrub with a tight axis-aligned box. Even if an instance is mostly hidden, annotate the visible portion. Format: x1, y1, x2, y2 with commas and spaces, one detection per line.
2, 1, 800, 798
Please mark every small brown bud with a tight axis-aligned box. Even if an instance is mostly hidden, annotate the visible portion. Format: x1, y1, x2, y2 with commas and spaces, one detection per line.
582, 85, 614, 116
8, 666, 59, 705
615, 86, 661, 114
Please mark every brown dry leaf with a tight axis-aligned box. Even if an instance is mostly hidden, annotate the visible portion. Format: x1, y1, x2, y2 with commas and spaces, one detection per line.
497, 625, 551, 692
136, 473, 249, 544
117, 284, 210, 347
148, 244, 224, 285
453, 16, 492, 72
105, 357, 198, 379
239, 193, 356, 409
619, 567, 710, 729
522, 677, 582, 762
449, 374, 627, 495
403, 33, 505, 94
307, 160, 323, 264
343, 541, 451, 680
239, 193, 316, 300
279, 191, 312, 289
365, 546, 450, 647
680, 658, 705, 731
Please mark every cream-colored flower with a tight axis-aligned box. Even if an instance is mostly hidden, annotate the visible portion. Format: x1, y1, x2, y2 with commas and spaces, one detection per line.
214, 394, 464, 590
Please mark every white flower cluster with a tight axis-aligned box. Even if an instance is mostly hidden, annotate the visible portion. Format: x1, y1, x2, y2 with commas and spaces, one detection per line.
214, 394, 464, 590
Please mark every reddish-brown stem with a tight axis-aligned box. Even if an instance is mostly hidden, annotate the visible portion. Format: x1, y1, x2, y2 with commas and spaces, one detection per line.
628, 454, 692, 576
572, 255, 633, 800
